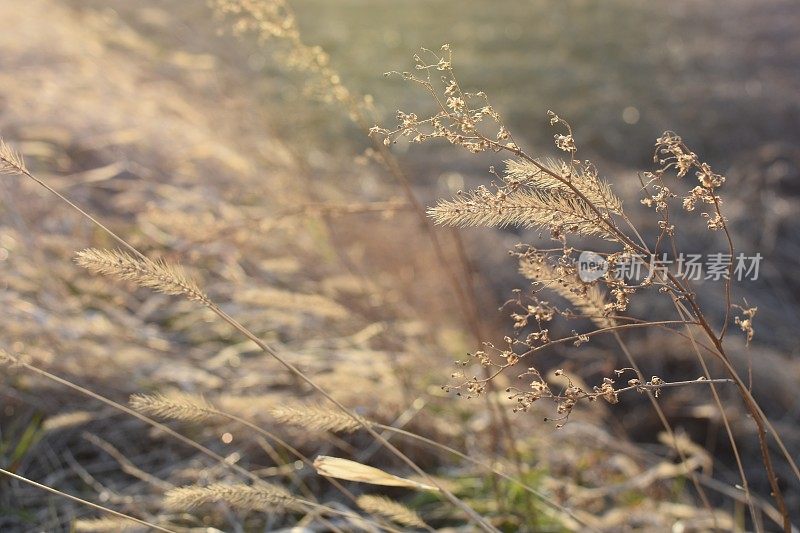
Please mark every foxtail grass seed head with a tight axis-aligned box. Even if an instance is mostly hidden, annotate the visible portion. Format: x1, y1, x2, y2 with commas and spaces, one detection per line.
356, 495, 426, 528
164, 483, 297, 512
129, 392, 216, 422
0, 138, 27, 175
270, 403, 368, 433
75, 248, 209, 304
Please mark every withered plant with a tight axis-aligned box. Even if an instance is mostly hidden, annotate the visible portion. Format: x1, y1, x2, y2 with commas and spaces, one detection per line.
1, 2, 797, 532
372, 45, 799, 531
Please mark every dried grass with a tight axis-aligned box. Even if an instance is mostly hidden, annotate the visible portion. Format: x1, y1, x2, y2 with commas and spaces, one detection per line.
1, 1, 797, 531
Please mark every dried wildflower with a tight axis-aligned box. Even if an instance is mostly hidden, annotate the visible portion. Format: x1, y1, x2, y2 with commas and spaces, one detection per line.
696, 162, 725, 188
554, 134, 576, 153
703, 212, 727, 230
594, 378, 619, 404
735, 306, 757, 345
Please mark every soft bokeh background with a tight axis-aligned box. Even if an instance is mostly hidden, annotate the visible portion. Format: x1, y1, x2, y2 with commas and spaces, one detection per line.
1, 0, 799, 530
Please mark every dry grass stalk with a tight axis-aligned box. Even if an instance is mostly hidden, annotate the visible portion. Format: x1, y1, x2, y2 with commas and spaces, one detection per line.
356, 494, 426, 528
163, 483, 298, 512
83, 432, 175, 491
270, 403, 369, 433
75, 248, 209, 304
129, 392, 216, 423
313, 456, 439, 491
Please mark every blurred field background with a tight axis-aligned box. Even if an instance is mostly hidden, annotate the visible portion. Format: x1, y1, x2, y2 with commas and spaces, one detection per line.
1, 0, 799, 530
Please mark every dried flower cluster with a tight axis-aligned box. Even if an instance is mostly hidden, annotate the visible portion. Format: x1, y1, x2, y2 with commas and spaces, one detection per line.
647, 131, 728, 231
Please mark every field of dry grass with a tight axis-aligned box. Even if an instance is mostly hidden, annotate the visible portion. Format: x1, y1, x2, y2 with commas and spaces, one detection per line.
1, 1, 799, 531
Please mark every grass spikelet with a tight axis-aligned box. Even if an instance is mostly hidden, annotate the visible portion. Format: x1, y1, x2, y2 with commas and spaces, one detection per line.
313, 456, 439, 491
428, 186, 616, 239
270, 403, 369, 433
129, 392, 216, 422
74, 248, 209, 304
73, 517, 146, 532
163, 483, 297, 512
356, 494, 426, 528
0, 138, 27, 175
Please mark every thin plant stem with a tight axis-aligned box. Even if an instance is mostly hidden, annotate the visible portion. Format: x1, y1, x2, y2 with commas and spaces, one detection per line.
0, 467, 176, 533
